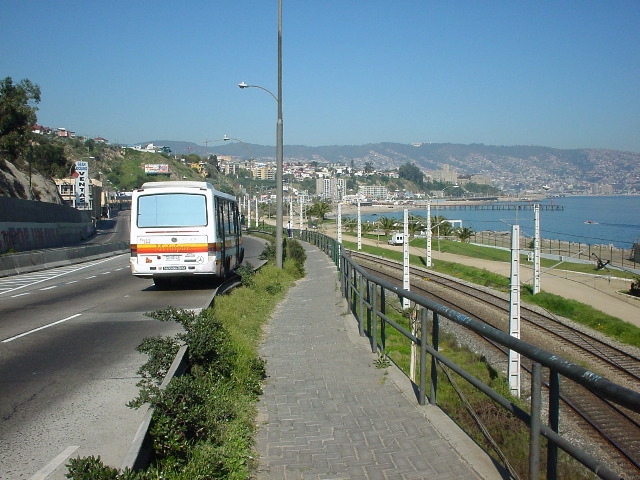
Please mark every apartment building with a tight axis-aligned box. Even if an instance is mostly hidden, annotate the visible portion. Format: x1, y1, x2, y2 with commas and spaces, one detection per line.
315, 177, 345, 201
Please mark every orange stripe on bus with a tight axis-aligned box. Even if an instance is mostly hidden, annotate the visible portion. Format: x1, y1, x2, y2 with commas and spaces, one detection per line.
136, 243, 209, 254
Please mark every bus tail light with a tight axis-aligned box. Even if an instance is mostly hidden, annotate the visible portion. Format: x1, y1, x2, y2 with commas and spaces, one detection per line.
130, 244, 138, 257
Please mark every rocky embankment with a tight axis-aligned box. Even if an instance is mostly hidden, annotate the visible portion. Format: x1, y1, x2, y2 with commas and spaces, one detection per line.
0, 158, 62, 203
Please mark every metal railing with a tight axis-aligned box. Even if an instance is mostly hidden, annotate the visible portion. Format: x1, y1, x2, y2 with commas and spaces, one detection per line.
299, 229, 640, 480
471, 231, 638, 271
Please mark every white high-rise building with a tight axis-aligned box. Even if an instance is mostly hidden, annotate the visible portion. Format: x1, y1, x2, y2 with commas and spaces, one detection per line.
316, 177, 345, 201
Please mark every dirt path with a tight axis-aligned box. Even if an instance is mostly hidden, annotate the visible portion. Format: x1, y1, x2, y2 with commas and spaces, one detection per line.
319, 225, 640, 328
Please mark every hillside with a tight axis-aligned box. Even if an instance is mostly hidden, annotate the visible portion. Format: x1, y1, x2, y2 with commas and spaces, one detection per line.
147, 140, 640, 192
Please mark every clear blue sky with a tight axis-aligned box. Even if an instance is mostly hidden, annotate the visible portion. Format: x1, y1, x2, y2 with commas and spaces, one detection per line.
2, 1, 639, 152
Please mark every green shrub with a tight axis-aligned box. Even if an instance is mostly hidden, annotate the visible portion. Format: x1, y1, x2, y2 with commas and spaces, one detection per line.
259, 239, 275, 261
236, 262, 256, 287
67, 263, 293, 479
65, 456, 141, 479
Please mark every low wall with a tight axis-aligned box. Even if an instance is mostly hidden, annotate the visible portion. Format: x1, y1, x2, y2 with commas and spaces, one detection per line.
0, 197, 94, 253
0, 241, 129, 277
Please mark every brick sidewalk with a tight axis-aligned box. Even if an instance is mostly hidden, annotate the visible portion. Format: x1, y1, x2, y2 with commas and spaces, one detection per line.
254, 244, 504, 480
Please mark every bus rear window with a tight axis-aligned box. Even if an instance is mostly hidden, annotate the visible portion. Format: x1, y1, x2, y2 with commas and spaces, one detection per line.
137, 193, 207, 227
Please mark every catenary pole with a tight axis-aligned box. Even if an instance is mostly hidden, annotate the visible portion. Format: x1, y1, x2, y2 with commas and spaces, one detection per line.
509, 224, 521, 397
533, 204, 541, 294
403, 208, 410, 309
426, 200, 432, 267
337, 202, 342, 244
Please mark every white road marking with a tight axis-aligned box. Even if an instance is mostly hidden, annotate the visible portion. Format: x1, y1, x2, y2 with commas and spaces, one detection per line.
29, 445, 79, 480
2, 314, 82, 343
85, 275, 97, 279
39, 286, 57, 291
0, 255, 127, 296
11, 292, 30, 298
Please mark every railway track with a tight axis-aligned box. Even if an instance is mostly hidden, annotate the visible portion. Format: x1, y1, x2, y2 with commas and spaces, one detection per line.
349, 250, 640, 478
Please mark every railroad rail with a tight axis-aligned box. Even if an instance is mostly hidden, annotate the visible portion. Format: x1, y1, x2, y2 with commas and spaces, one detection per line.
349, 249, 640, 478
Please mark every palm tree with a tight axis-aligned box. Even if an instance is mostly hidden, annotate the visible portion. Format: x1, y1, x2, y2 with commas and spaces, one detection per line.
377, 216, 397, 236
342, 215, 357, 233
454, 227, 474, 243
307, 201, 332, 220
431, 215, 453, 236
361, 221, 375, 234
408, 218, 424, 238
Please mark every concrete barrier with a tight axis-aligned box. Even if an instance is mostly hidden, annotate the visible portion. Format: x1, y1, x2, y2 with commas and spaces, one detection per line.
0, 197, 95, 253
0, 241, 129, 277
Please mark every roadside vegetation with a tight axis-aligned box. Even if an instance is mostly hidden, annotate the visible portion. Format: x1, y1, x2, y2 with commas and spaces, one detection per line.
65, 239, 306, 479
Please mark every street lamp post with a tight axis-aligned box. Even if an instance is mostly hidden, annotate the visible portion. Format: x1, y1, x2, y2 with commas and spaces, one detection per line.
238, 1, 283, 268
441, 184, 461, 198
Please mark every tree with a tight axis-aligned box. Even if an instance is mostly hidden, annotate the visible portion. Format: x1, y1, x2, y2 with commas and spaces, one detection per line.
28, 142, 67, 177
408, 218, 424, 237
0, 77, 41, 161
454, 227, 474, 243
361, 221, 375, 234
209, 154, 220, 171
364, 161, 374, 173
307, 200, 332, 220
431, 215, 453, 236
377, 216, 397, 236
342, 216, 357, 233
398, 162, 423, 185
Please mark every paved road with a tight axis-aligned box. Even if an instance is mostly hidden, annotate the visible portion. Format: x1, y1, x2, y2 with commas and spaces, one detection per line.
0, 233, 265, 480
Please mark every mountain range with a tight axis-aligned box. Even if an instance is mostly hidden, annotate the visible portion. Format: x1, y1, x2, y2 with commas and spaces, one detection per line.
144, 140, 640, 192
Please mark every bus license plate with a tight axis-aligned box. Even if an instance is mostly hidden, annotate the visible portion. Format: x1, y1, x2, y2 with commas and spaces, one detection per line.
165, 255, 181, 261
163, 266, 186, 270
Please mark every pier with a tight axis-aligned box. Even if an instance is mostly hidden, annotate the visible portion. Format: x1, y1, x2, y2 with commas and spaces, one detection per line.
429, 203, 563, 211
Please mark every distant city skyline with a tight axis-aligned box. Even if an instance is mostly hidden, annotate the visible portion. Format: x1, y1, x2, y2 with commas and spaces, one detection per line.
2, 1, 639, 152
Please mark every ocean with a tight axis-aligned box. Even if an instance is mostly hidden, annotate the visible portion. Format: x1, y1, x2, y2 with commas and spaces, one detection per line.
360, 195, 640, 249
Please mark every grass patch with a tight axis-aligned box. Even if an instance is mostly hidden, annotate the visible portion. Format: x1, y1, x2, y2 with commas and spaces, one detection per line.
525, 289, 640, 348
344, 239, 640, 350
357, 234, 636, 280
65, 242, 306, 479
366, 301, 595, 480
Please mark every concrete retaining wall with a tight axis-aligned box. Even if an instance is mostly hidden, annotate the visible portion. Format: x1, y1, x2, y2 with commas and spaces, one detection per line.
0, 197, 95, 253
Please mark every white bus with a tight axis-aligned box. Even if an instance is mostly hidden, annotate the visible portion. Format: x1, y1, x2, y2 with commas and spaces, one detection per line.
130, 181, 244, 286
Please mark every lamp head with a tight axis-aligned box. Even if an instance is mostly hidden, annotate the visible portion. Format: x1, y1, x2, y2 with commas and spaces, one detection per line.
238, 82, 248, 89
223, 135, 230, 141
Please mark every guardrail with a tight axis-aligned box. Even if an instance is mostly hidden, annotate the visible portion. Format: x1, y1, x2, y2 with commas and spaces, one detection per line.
299, 229, 640, 480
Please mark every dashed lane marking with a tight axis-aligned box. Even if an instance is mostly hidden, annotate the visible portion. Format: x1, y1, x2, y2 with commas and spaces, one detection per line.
2, 314, 82, 343
29, 445, 79, 480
